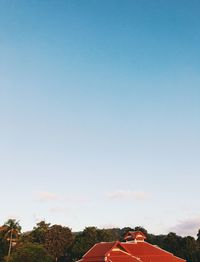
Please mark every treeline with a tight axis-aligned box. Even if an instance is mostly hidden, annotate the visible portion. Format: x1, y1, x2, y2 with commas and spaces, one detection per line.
0, 219, 200, 262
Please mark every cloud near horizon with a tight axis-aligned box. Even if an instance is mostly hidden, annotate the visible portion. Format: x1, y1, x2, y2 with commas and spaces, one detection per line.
37, 191, 58, 202
170, 216, 200, 237
49, 206, 69, 213
36, 191, 88, 205
106, 190, 150, 201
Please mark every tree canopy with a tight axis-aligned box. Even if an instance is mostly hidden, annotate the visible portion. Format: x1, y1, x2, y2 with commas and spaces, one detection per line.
1, 220, 200, 262
45, 225, 73, 261
6, 242, 53, 262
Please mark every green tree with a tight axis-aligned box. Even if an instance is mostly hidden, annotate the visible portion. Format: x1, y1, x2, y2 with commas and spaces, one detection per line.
197, 229, 200, 245
97, 228, 118, 242
162, 232, 184, 258
0, 228, 8, 262
45, 225, 73, 262
31, 221, 51, 245
71, 227, 99, 261
133, 226, 148, 236
2, 219, 21, 257
71, 227, 119, 261
6, 242, 53, 262
147, 233, 165, 247
182, 236, 199, 262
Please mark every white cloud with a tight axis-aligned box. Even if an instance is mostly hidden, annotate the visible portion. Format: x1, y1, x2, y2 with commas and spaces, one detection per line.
64, 196, 88, 204
49, 206, 68, 213
106, 190, 150, 201
36, 191, 88, 205
37, 191, 58, 202
170, 216, 200, 237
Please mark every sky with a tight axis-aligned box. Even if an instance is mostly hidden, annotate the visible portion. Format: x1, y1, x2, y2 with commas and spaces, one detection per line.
0, 0, 200, 237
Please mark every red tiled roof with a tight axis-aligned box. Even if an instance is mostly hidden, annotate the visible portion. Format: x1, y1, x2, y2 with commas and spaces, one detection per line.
121, 241, 171, 256
77, 231, 186, 262
83, 242, 117, 258
80, 241, 142, 262
107, 257, 140, 262
136, 256, 185, 262
121, 241, 185, 262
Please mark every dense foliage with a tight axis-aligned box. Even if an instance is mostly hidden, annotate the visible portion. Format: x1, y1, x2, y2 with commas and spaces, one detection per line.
5, 243, 53, 262
0, 220, 200, 262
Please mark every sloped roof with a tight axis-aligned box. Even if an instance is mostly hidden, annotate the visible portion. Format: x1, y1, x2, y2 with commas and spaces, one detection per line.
121, 241, 185, 262
79, 241, 141, 262
132, 256, 185, 262
83, 242, 117, 258
77, 231, 186, 262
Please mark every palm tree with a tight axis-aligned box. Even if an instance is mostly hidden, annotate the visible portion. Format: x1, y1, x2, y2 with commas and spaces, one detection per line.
2, 219, 21, 256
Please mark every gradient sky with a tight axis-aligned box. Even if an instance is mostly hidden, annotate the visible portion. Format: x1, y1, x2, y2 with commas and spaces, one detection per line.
0, 0, 200, 236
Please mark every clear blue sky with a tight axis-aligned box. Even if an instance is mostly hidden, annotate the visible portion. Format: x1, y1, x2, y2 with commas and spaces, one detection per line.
0, 0, 200, 236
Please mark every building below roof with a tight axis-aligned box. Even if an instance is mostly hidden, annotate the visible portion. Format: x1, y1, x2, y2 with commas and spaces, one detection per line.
77, 231, 186, 262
